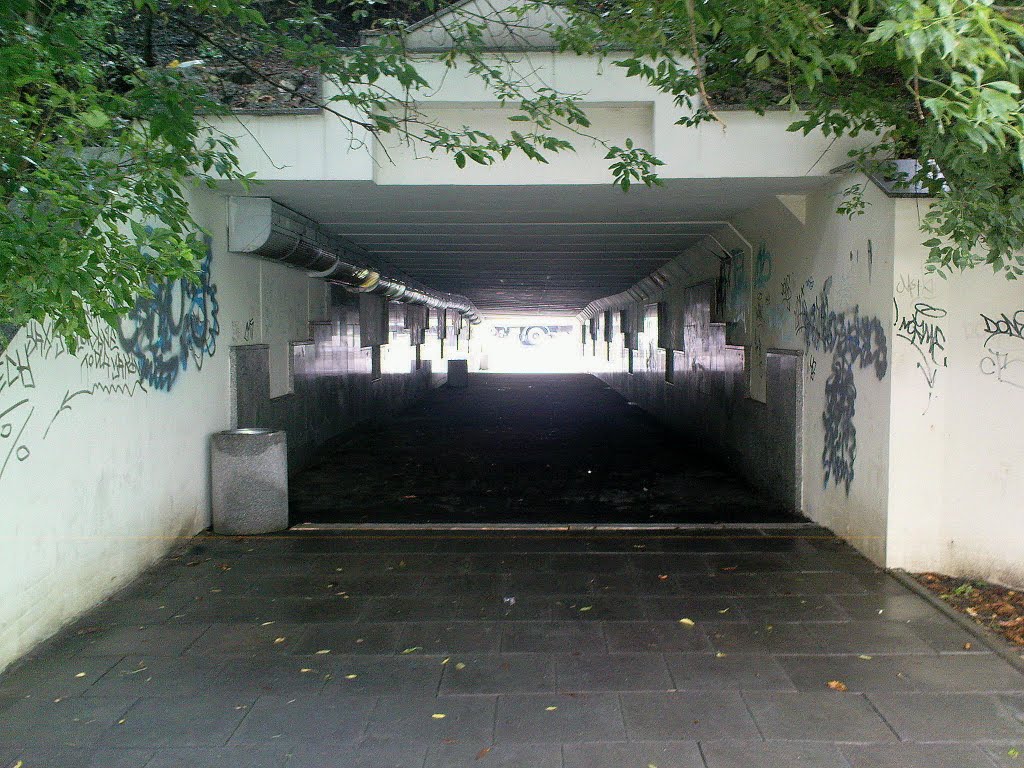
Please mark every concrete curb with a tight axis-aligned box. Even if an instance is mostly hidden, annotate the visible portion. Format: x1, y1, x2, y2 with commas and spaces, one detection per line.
290, 522, 823, 533
889, 568, 1024, 674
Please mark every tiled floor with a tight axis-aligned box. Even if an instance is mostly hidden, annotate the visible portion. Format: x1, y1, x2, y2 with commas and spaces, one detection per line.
2, 529, 1023, 767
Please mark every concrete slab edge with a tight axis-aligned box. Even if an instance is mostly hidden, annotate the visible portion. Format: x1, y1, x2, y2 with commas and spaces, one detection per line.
889, 567, 1024, 673
291, 522, 821, 532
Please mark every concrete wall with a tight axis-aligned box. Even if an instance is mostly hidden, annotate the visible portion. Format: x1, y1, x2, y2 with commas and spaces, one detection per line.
583, 176, 1024, 580
0, 188, 446, 673
213, 53, 869, 186
731, 180, 896, 565
585, 283, 802, 512
232, 292, 441, 471
885, 201, 1024, 585
583, 177, 896, 564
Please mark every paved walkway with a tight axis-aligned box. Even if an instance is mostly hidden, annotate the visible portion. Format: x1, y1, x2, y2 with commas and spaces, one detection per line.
3, 529, 1024, 767
289, 374, 798, 526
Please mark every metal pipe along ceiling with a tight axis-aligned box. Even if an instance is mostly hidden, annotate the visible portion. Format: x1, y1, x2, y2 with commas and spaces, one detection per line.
227, 196, 482, 324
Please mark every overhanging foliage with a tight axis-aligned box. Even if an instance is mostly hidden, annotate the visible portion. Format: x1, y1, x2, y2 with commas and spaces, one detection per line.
2, 0, 1023, 349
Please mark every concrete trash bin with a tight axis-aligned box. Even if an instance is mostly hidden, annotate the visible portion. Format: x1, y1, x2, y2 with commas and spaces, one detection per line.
447, 359, 469, 388
210, 428, 288, 535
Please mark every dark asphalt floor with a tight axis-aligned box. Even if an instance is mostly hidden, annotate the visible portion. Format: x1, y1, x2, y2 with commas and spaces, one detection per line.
289, 374, 798, 526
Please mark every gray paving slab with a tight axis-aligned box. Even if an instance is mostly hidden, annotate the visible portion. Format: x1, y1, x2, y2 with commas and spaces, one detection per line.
733, 595, 849, 622
184, 622, 309, 657
562, 741, 705, 768
143, 746, 290, 767
550, 595, 646, 622
0, 654, 125, 698
321, 655, 446, 696
663, 653, 796, 691
100, 694, 256, 749
841, 743, 1002, 768
779, 653, 1024, 693
985, 744, 1024, 766
868, 693, 1024, 741
0, 696, 137, 749
699, 740, 850, 768
85, 656, 226, 698
366, 695, 497, 742
500, 621, 606, 653
603, 621, 712, 653
439, 653, 557, 695
0, 749, 154, 768
69, 624, 210, 657
495, 692, 625, 742
5, 529, 1024, 766
212, 656, 333, 696
554, 653, 674, 692
397, 621, 502, 654
620, 691, 761, 740
803, 620, 935, 655
743, 691, 898, 742
704, 621, 822, 654
425, 742, 562, 768
292, 621, 405, 655
284, 740, 428, 768
227, 694, 377, 744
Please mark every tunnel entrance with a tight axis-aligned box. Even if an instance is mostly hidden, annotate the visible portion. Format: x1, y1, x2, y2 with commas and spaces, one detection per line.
289, 374, 800, 527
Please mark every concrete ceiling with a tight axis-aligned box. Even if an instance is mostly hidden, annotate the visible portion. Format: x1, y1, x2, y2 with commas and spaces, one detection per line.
240, 178, 826, 315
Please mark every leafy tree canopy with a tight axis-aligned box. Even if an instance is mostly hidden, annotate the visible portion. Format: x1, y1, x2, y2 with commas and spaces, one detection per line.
2, 0, 1023, 348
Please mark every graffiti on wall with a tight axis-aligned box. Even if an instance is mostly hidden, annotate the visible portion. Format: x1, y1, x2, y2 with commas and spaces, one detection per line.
795, 276, 888, 494
979, 309, 1024, 389
896, 272, 937, 301
894, 300, 948, 410
117, 238, 219, 391
0, 238, 219, 482
724, 248, 749, 335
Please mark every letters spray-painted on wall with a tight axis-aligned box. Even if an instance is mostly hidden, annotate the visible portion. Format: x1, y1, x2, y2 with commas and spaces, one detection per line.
979, 309, 1024, 389
0, 238, 219, 483
894, 299, 948, 411
795, 276, 888, 494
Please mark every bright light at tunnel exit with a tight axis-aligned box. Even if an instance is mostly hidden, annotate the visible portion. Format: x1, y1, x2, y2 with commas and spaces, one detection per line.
478, 316, 585, 373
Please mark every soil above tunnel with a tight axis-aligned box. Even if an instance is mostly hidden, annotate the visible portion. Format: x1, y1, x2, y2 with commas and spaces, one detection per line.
289, 373, 801, 526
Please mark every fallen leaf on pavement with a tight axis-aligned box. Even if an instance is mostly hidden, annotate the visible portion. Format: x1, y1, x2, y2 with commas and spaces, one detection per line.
827, 680, 848, 691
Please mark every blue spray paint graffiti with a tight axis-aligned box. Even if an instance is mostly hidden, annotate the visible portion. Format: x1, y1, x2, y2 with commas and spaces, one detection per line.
725, 248, 749, 332
795, 276, 888, 494
117, 235, 219, 391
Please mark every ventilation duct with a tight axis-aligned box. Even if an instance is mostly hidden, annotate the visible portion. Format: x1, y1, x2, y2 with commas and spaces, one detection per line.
228, 196, 481, 324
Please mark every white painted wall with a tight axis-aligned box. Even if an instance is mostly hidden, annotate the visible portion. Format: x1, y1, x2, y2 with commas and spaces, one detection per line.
212, 52, 870, 186
728, 180, 895, 564
0, 186, 327, 673
886, 200, 1024, 585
